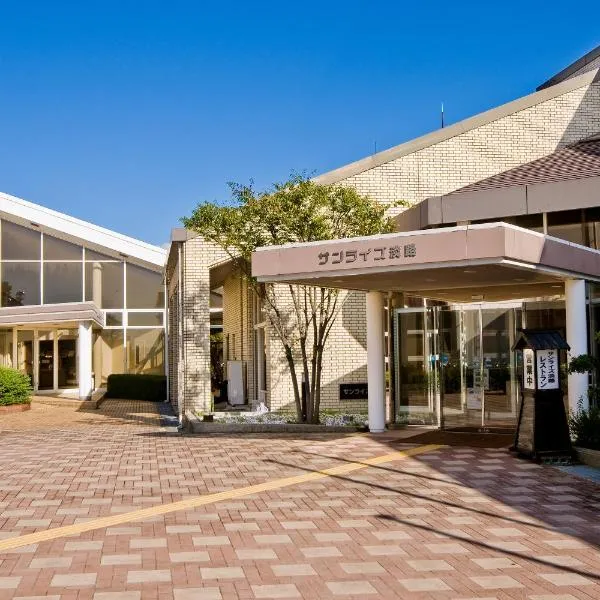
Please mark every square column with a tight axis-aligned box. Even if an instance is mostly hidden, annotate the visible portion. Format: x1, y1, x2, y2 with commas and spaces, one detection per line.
78, 321, 93, 400
366, 291, 386, 433
565, 279, 588, 412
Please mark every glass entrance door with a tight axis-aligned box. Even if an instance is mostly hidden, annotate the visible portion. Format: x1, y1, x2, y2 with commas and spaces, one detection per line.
394, 304, 522, 430
38, 339, 54, 390
58, 338, 77, 388
395, 308, 440, 426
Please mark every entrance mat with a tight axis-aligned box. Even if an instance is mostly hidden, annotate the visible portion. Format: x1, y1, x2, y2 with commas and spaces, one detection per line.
393, 429, 513, 449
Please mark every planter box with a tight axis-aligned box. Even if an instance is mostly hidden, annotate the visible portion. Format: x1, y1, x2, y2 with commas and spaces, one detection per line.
185, 411, 363, 434
574, 446, 600, 468
0, 403, 31, 414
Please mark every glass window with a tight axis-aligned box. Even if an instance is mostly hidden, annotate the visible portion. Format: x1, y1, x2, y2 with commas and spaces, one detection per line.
128, 312, 163, 327
43, 263, 83, 304
1, 263, 41, 306
85, 262, 124, 309
44, 234, 82, 260
16, 330, 34, 384
0, 329, 13, 368
93, 330, 125, 385
126, 264, 164, 309
547, 209, 585, 245
1, 221, 41, 260
127, 329, 164, 375
85, 248, 118, 261
105, 312, 123, 327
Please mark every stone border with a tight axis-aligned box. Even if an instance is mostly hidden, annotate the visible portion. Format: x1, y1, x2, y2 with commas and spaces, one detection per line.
0, 403, 31, 414
574, 446, 600, 468
185, 411, 364, 434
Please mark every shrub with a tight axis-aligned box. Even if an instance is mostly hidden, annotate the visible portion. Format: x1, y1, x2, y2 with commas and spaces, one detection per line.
0, 367, 33, 406
106, 374, 167, 402
569, 401, 600, 450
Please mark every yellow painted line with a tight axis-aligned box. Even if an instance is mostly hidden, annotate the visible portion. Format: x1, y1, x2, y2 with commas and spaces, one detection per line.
0, 443, 443, 552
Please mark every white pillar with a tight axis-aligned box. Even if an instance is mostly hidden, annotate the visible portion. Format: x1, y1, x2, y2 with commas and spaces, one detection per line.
366, 291, 386, 433
78, 321, 93, 400
92, 262, 103, 307
565, 279, 588, 413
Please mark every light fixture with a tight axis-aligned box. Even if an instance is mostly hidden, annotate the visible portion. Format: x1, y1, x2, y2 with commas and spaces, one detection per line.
463, 269, 476, 274
30, 222, 40, 228
513, 278, 526, 282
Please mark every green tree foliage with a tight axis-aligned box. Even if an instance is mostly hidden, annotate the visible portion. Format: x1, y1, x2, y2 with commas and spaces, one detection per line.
183, 175, 400, 423
0, 367, 32, 406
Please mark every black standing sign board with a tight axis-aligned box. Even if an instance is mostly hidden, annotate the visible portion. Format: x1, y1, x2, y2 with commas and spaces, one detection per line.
511, 329, 572, 460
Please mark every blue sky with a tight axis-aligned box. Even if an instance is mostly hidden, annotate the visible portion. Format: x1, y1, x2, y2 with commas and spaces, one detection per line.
0, 1, 599, 245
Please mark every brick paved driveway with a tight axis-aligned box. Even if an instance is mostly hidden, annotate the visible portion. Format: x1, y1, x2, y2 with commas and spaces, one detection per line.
1, 400, 599, 599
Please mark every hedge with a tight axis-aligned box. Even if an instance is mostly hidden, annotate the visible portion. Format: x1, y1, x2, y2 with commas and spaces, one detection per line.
0, 367, 33, 406
106, 374, 167, 401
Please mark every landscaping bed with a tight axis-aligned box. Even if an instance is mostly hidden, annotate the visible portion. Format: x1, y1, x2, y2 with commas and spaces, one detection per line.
187, 410, 367, 433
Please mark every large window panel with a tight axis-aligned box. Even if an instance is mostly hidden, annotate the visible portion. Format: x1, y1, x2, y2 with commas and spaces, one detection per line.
1, 263, 41, 306
2, 221, 41, 260
0, 329, 13, 368
44, 263, 83, 304
93, 330, 125, 385
128, 312, 163, 327
126, 264, 164, 309
85, 248, 118, 261
127, 329, 164, 375
44, 234, 82, 260
85, 262, 124, 309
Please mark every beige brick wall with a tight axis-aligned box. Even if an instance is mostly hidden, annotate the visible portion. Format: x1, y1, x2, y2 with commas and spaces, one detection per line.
339, 82, 600, 211
222, 271, 256, 407
173, 78, 600, 417
166, 236, 229, 415
264, 285, 369, 414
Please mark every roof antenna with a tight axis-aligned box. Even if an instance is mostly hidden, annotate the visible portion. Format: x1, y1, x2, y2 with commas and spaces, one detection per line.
374, 140, 377, 154
441, 102, 445, 129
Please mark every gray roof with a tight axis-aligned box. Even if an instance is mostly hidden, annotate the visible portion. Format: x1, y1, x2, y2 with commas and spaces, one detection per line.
451, 136, 600, 195
512, 329, 570, 351
538, 45, 600, 91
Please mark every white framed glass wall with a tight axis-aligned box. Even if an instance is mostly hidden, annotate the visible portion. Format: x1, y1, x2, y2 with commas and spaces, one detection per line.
0, 219, 166, 384
394, 301, 524, 430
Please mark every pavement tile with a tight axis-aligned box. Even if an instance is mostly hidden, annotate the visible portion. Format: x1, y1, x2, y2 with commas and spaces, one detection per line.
271, 564, 316, 576
251, 584, 301, 598
126, 570, 172, 584
398, 578, 452, 591
173, 589, 222, 600
2, 401, 600, 600
50, 573, 97, 587
326, 581, 378, 595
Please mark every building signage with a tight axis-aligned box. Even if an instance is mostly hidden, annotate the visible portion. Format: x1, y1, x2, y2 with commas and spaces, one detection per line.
318, 243, 416, 266
537, 349, 559, 390
523, 348, 535, 390
339, 383, 368, 400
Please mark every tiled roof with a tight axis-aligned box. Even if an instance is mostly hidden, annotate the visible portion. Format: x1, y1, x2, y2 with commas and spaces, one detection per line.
451, 136, 600, 195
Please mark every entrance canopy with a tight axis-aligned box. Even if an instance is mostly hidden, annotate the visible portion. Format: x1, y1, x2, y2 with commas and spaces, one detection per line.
252, 222, 600, 302
0, 302, 104, 329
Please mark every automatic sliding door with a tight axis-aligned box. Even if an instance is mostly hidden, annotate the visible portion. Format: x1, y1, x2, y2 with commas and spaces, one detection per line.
480, 307, 521, 429
440, 307, 483, 429
395, 308, 438, 425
